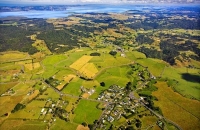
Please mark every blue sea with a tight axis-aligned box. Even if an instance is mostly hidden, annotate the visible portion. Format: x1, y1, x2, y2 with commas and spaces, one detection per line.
0, 4, 199, 19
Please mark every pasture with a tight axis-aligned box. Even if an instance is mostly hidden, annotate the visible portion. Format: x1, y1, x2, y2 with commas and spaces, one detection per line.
0, 82, 18, 94
42, 54, 67, 66
136, 58, 166, 77
0, 95, 24, 116
73, 100, 102, 124
0, 51, 30, 63
9, 100, 46, 119
12, 82, 32, 95
53, 69, 74, 80
41, 54, 70, 78
82, 80, 99, 89
51, 118, 78, 130
162, 66, 200, 100
153, 82, 200, 130
62, 78, 83, 96
126, 51, 146, 60
0, 119, 46, 130
38, 87, 60, 100
24, 62, 41, 70
96, 66, 131, 88
32, 39, 51, 55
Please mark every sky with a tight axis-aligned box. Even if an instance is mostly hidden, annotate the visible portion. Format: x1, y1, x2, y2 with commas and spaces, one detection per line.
0, 0, 198, 4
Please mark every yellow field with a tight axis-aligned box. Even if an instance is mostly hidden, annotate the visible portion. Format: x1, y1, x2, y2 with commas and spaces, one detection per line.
56, 81, 68, 91
64, 74, 76, 82
0, 120, 24, 130
79, 63, 98, 78
21, 90, 40, 104
0, 51, 30, 62
82, 93, 90, 99
76, 125, 89, 130
69, 55, 99, 78
70, 55, 93, 70
15, 60, 32, 65
110, 13, 130, 20
24, 62, 41, 70
46, 17, 82, 26
141, 116, 158, 129
152, 82, 200, 130
0, 95, 24, 116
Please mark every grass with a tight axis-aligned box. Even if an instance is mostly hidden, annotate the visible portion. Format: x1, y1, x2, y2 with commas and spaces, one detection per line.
40, 55, 69, 78
0, 75, 11, 82
96, 66, 130, 88
24, 62, 40, 71
32, 39, 51, 55
63, 96, 79, 112
39, 88, 60, 100
126, 51, 146, 60
51, 118, 78, 130
0, 119, 46, 130
12, 82, 31, 96
136, 58, 166, 77
0, 51, 29, 63
152, 81, 200, 130
53, 69, 74, 80
141, 115, 158, 129
62, 78, 83, 96
9, 100, 46, 119
73, 99, 102, 124
0, 95, 24, 116
82, 80, 99, 89
190, 59, 200, 68
41, 66, 58, 79
0, 82, 18, 94
162, 66, 200, 100
42, 54, 67, 66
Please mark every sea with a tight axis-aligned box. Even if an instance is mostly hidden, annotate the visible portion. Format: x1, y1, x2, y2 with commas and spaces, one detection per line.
0, 4, 199, 19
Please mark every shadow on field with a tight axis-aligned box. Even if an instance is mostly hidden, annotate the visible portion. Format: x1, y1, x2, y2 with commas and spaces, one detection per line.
181, 73, 200, 83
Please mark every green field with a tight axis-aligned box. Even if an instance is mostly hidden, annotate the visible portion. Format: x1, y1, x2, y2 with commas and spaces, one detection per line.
53, 69, 74, 80
9, 100, 46, 119
51, 118, 78, 130
162, 66, 200, 100
73, 100, 102, 124
62, 78, 83, 96
126, 51, 146, 60
96, 66, 131, 88
38, 87, 60, 100
136, 58, 166, 77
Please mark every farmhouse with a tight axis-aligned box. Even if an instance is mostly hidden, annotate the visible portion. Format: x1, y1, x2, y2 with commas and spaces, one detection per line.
41, 108, 45, 113
107, 116, 114, 122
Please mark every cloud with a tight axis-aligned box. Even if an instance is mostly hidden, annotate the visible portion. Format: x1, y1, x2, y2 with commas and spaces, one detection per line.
0, 0, 198, 4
